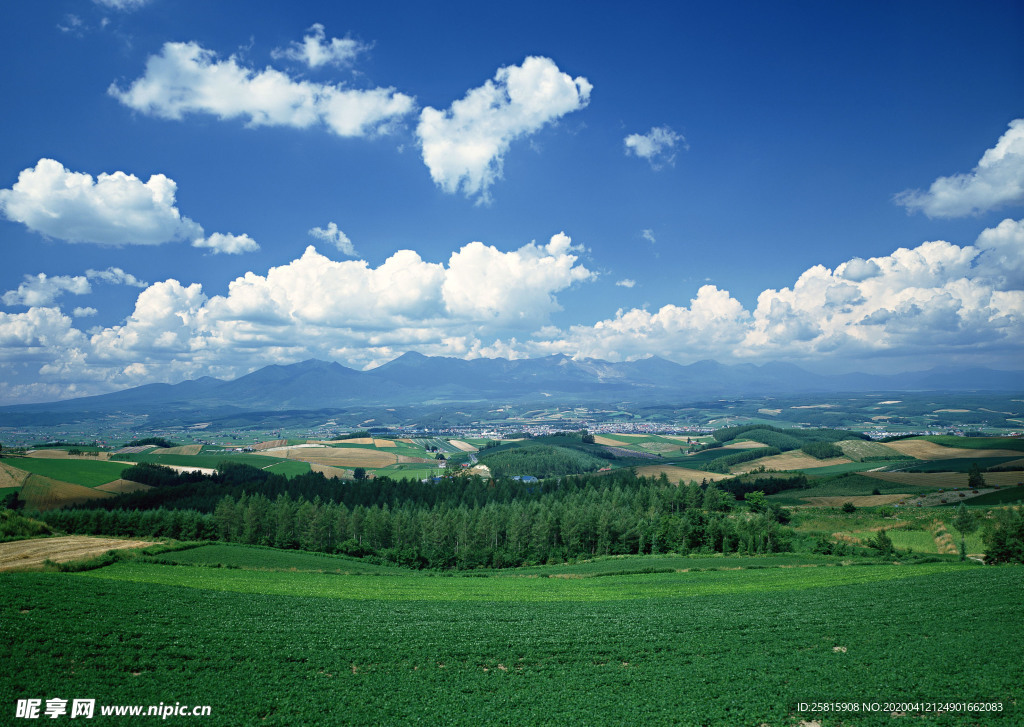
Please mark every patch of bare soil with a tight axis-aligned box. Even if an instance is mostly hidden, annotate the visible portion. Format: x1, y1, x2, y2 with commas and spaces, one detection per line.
0, 536, 158, 571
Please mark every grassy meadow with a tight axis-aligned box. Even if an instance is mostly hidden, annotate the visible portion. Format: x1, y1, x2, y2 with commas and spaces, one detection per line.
1, 545, 1020, 725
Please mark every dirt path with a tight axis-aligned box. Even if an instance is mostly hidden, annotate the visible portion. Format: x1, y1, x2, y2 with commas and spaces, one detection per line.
0, 536, 158, 571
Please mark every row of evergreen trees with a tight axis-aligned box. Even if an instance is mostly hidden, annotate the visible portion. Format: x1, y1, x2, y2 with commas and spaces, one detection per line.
37, 470, 791, 569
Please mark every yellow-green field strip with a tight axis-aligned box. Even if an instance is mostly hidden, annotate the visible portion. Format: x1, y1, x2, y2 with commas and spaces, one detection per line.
78, 560, 960, 603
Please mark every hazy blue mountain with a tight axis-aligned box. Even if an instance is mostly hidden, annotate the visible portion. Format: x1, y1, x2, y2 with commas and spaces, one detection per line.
1, 354, 1021, 421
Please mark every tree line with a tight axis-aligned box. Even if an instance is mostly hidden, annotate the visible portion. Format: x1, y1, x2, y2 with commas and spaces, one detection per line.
36, 467, 792, 569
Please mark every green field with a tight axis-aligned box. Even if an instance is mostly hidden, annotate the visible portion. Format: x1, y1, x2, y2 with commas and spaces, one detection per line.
894, 457, 1020, 473
4, 458, 131, 487
152, 543, 401, 574
798, 461, 886, 476
913, 436, 1024, 452
1, 553, 1020, 725
131, 451, 310, 474
948, 485, 1024, 507
261, 461, 315, 477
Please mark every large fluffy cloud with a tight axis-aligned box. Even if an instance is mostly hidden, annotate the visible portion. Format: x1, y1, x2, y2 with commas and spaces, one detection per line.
895, 119, 1024, 218
4, 222, 1021, 404
110, 41, 414, 137
417, 56, 592, 202
0, 159, 202, 246
0, 233, 593, 400
0, 159, 258, 252
529, 223, 1024, 369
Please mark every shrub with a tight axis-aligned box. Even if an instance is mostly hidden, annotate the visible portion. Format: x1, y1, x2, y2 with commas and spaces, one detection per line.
983, 507, 1024, 564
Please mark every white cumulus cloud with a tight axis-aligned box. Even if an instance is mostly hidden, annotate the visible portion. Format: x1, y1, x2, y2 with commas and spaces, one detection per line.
309, 222, 357, 256
2, 274, 91, 307
0, 158, 203, 246
110, 41, 415, 138
523, 221, 1024, 370
86, 267, 148, 288
615, 279, 636, 288
895, 119, 1024, 218
272, 24, 368, 69
417, 56, 592, 202
193, 232, 260, 255
93, 0, 150, 9
625, 126, 686, 169
73, 307, 98, 318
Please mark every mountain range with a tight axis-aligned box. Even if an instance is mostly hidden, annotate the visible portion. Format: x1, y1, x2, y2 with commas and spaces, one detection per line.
3, 353, 1023, 421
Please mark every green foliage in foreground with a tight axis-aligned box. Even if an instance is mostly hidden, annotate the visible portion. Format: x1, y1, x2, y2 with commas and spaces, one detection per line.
1, 560, 1019, 725
983, 506, 1024, 564
0, 509, 52, 540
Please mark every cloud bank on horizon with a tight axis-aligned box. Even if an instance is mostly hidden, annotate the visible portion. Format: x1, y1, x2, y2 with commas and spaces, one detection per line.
0, 5, 1022, 404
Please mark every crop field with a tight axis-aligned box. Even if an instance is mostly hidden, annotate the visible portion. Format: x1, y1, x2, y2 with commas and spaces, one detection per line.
251, 440, 289, 451
882, 440, 1023, 460
0, 461, 30, 489
382, 464, 443, 481
1, 458, 130, 487
447, 440, 479, 453
25, 448, 110, 460
888, 456, 1021, 473
721, 439, 768, 449
865, 471, 1024, 488
801, 494, 909, 507
307, 463, 350, 479
159, 445, 203, 456
281, 447, 399, 468
0, 535, 157, 571
1, 556, 1020, 725
94, 479, 152, 495
836, 439, 907, 461
19, 475, 114, 510
959, 485, 1024, 506
767, 474, 931, 506
730, 452, 852, 474
915, 436, 1024, 452
798, 461, 886, 476
153, 543, 399, 574
883, 529, 985, 555
261, 461, 314, 477
632, 465, 731, 484
132, 452, 290, 469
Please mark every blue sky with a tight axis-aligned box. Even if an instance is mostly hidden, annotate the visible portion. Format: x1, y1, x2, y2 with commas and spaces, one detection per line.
1, 0, 1023, 403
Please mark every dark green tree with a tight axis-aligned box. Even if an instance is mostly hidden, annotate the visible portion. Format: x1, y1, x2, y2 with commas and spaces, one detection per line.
982, 507, 1024, 564
952, 503, 979, 561
968, 463, 986, 489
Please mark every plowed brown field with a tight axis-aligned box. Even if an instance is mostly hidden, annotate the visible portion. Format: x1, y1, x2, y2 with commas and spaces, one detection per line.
881, 441, 1023, 460
730, 452, 851, 474
19, 475, 113, 510
281, 447, 398, 467
0, 536, 157, 572
633, 465, 731, 484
